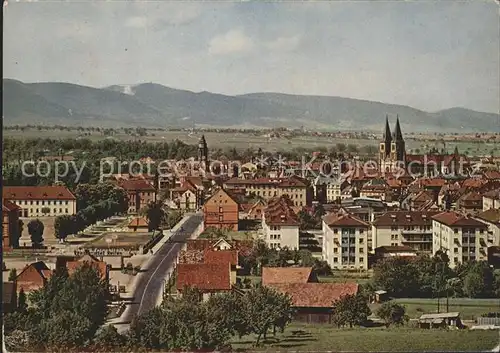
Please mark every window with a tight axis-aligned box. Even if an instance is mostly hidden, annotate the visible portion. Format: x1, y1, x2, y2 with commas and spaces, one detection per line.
454, 228, 458, 233
359, 229, 364, 234
36, 209, 39, 213
359, 238, 364, 244
479, 229, 484, 234
391, 226, 398, 231
65, 201, 69, 205
334, 229, 338, 234
454, 257, 458, 263
219, 215, 223, 222
42, 201, 45, 205
360, 257, 364, 263
359, 248, 364, 254
65, 208, 68, 213
333, 257, 338, 263
30, 201, 33, 205
334, 248, 338, 253
454, 248, 458, 253
36, 201, 39, 205
219, 207, 223, 213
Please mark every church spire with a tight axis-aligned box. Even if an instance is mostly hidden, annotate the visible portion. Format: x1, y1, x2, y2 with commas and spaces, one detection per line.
393, 115, 403, 141
384, 115, 392, 143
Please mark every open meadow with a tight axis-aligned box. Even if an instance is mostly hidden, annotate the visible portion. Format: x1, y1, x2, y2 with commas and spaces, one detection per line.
4, 128, 499, 156
230, 323, 500, 351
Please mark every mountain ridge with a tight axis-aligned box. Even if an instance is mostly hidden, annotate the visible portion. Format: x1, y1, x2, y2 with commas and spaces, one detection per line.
3, 79, 499, 132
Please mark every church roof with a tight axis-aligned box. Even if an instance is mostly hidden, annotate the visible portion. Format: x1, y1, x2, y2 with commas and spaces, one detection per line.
393, 116, 404, 141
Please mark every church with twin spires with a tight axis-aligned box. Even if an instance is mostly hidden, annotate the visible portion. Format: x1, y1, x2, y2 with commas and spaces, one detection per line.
379, 115, 406, 172
378, 115, 469, 176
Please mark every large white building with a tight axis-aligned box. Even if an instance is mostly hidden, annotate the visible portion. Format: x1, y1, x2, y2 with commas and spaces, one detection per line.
475, 208, 500, 247
3, 186, 77, 218
431, 211, 488, 268
322, 212, 369, 270
261, 196, 300, 250
483, 190, 500, 211
372, 211, 439, 255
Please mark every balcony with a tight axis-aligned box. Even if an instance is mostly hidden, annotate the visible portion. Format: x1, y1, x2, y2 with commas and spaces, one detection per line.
401, 229, 432, 235
402, 239, 431, 243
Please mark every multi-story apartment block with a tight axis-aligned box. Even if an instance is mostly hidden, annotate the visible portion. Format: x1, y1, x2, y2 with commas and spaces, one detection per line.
3, 186, 77, 218
432, 211, 488, 268
475, 208, 500, 247
224, 176, 312, 206
372, 211, 439, 255
483, 189, 500, 211
261, 196, 299, 250
322, 213, 369, 270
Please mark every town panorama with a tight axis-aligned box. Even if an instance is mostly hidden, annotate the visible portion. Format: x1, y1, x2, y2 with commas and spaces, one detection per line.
2, 1, 500, 352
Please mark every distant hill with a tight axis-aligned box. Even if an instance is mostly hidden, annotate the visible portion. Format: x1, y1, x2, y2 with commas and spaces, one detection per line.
3, 79, 499, 132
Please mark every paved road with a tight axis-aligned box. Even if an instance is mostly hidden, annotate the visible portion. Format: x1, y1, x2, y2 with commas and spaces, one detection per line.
121, 213, 203, 322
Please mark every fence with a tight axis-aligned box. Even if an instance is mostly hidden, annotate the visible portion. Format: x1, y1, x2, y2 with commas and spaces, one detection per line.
477, 317, 500, 326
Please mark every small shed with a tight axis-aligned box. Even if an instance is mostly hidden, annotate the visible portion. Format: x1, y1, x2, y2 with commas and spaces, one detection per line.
418, 312, 463, 329
370, 290, 388, 303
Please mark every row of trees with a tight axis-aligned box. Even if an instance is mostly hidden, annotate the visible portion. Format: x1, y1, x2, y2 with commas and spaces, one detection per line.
54, 183, 128, 239
239, 240, 333, 277
4, 264, 109, 350
372, 253, 500, 299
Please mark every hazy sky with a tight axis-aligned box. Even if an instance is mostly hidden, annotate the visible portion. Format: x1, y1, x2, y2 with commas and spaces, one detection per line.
4, 1, 500, 113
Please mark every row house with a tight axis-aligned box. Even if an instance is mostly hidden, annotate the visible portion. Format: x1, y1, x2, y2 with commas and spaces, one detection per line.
3, 186, 77, 218
372, 211, 439, 255
456, 191, 483, 213
118, 179, 156, 214
322, 213, 369, 270
2, 199, 21, 250
203, 188, 240, 231
224, 175, 312, 207
261, 196, 300, 250
483, 189, 500, 211
475, 208, 500, 247
176, 249, 239, 300
359, 179, 390, 201
313, 176, 345, 203
431, 211, 488, 268
15, 261, 53, 293
170, 177, 205, 211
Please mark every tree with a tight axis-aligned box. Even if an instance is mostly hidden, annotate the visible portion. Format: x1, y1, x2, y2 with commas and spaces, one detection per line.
376, 302, 408, 327
8, 268, 17, 282
17, 288, 28, 313
297, 210, 316, 230
373, 257, 421, 297
144, 201, 165, 232
94, 325, 128, 349
243, 286, 293, 346
27, 219, 44, 247
54, 215, 74, 241
331, 293, 371, 328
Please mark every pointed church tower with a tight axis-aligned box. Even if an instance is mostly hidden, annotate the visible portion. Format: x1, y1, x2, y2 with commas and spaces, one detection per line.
379, 115, 392, 171
198, 135, 209, 172
391, 115, 406, 162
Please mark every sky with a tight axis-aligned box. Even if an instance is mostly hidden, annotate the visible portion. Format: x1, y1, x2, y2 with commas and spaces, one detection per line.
3, 0, 500, 114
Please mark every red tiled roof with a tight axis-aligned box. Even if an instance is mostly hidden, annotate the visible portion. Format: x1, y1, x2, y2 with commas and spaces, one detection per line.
176, 263, 231, 291
484, 170, 500, 180
225, 176, 307, 188
186, 239, 214, 251
262, 267, 312, 286
204, 250, 238, 266
264, 196, 300, 226
475, 208, 500, 225
373, 211, 439, 227
484, 189, 500, 200
432, 211, 488, 227
2, 199, 20, 212
268, 282, 359, 308
119, 179, 155, 191
128, 217, 149, 228
458, 191, 482, 202
323, 212, 369, 227
3, 186, 76, 200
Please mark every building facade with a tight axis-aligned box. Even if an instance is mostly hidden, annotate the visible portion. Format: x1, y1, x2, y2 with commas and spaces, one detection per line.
2, 199, 21, 250
372, 211, 439, 255
322, 213, 369, 270
483, 190, 500, 211
224, 176, 312, 207
3, 186, 77, 218
203, 188, 239, 231
379, 116, 406, 173
119, 179, 156, 214
262, 196, 300, 250
432, 211, 489, 268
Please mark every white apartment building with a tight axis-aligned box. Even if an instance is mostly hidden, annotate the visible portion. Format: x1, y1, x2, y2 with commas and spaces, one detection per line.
3, 186, 77, 218
483, 190, 500, 211
432, 211, 488, 268
475, 208, 500, 247
322, 212, 369, 270
372, 211, 439, 255
314, 176, 343, 203
261, 196, 300, 250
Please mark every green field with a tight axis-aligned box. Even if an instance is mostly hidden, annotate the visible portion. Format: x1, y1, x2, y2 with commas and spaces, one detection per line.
230, 323, 500, 351
5, 129, 499, 156
371, 298, 500, 321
